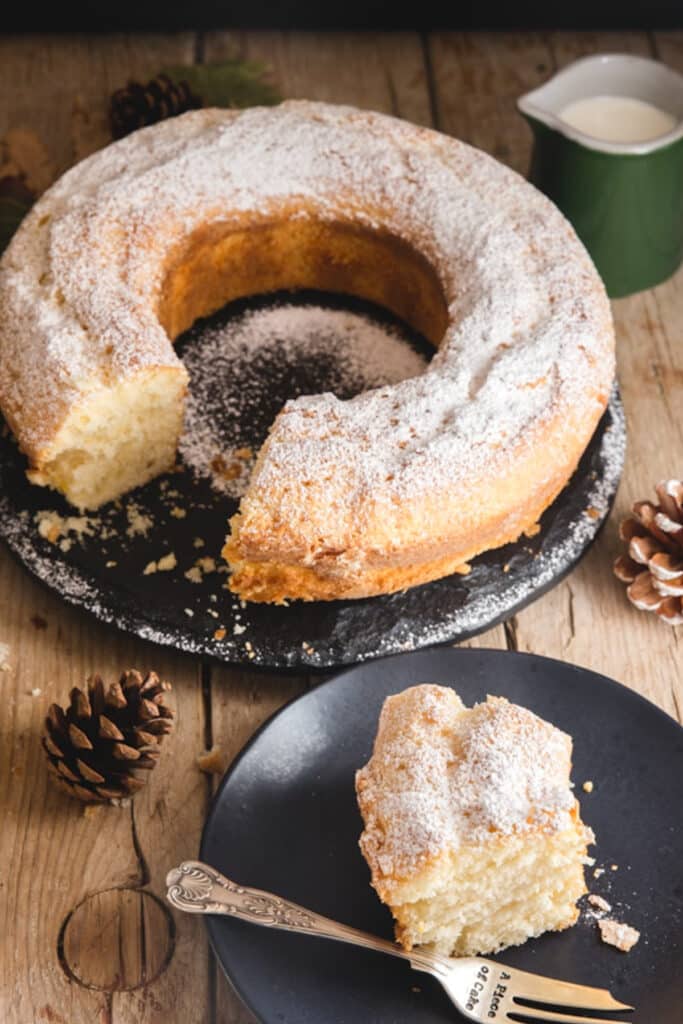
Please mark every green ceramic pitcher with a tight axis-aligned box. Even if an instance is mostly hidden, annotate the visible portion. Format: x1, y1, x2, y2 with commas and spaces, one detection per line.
518, 54, 683, 298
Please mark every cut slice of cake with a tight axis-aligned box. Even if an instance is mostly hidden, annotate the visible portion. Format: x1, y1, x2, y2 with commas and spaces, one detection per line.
355, 684, 594, 957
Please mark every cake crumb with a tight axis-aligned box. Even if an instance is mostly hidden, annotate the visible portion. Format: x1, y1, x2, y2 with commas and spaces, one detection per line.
170, 506, 187, 519
213, 627, 226, 641
196, 556, 217, 574
105, 560, 117, 568
126, 502, 153, 537
233, 623, 246, 635
588, 894, 612, 913
184, 608, 194, 617
207, 608, 219, 619
197, 746, 228, 775
82, 802, 104, 819
35, 509, 96, 545
193, 537, 205, 548
184, 567, 202, 584
582, 780, 594, 793
598, 918, 640, 952
594, 867, 605, 879
143, 553, 176, 574
611, 864, 619, 871
0, 642, 11, 671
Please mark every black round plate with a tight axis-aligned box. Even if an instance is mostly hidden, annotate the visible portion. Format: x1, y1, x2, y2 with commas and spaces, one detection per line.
0, 292, 625, 671
201, 648, 683, 1023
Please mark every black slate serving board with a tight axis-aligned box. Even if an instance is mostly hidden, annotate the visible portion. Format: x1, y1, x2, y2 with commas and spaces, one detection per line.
0, 291, 625, 671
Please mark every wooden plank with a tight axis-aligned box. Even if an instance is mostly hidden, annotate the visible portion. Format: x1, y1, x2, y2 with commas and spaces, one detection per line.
0, 34, 196, 174
0, 547, 211, 1023
207, 30, 433, 125
0, 31, 214, 1024
544, 30, 652, 64
426, 32, 554, 174
652, 29, 683, 69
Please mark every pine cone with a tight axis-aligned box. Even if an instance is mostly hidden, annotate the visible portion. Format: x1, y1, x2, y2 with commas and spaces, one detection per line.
109, 74, 201, 140
42, 670, 174, 803
614, 480, 683, 626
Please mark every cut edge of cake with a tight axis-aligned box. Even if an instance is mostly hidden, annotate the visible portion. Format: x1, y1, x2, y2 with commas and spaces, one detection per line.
355, 683, 594, 958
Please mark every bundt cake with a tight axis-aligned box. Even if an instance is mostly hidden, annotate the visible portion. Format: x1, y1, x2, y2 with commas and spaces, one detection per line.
0, 101, 614, 602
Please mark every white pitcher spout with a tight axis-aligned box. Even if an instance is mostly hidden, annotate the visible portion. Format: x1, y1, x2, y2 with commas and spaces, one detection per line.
518, 53, 683, 155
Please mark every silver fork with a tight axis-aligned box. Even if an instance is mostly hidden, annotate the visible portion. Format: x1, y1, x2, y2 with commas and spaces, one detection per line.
166, 860, 634, 1023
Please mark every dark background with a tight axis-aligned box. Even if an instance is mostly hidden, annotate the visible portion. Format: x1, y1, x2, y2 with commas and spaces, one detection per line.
3, 0, 682, 31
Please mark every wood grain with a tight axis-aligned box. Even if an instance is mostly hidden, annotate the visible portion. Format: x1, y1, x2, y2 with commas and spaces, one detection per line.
0, 31, 213, 1024
0, 34, 196, 173
0, 28, 681, 1024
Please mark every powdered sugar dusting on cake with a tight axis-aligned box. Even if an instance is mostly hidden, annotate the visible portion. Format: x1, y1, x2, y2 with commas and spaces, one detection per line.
356, 684, 583, 884
179, 304, 428, 498
0, 100, 613, 505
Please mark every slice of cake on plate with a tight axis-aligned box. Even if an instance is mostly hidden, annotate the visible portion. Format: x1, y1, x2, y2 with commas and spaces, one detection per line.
355, 684, 594, 957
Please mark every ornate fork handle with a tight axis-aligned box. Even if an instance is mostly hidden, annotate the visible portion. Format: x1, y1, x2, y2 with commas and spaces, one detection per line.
166, 860, 450, 977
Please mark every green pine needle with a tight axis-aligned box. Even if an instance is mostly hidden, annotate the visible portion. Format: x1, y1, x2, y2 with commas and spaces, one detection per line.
162, 60, 281, 110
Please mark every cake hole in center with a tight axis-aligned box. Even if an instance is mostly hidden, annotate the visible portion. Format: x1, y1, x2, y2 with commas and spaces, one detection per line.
176, 290, 434, 499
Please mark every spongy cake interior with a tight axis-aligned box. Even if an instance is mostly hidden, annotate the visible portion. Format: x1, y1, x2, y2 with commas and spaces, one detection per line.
355, 684, 593, 958
392, 820, 588, 956
28, 371, 187, 511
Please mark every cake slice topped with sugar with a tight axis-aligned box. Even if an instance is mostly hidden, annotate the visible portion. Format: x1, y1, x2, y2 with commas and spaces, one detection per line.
356, 684, 594, 957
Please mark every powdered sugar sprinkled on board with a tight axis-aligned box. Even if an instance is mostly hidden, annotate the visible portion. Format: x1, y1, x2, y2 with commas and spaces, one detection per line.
179, 304, 427, 499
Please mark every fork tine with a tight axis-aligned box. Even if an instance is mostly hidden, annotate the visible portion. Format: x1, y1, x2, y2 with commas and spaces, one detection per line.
507, 1007, 630, 1024
506, 967, 633, 1012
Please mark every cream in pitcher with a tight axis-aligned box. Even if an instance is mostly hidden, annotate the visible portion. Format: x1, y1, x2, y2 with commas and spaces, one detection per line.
559, 95, 677, 143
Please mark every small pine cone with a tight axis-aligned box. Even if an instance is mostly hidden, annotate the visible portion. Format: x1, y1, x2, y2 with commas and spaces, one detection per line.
614, 479, 683, 626
109, 74, 201, 140
42, 670, 174, 803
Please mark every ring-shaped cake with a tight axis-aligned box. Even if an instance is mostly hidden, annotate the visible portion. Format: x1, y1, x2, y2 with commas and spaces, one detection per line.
0, 101, 614, 602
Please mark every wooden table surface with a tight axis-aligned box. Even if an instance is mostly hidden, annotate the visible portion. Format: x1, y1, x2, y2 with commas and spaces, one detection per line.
1, 26, 681, 1024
